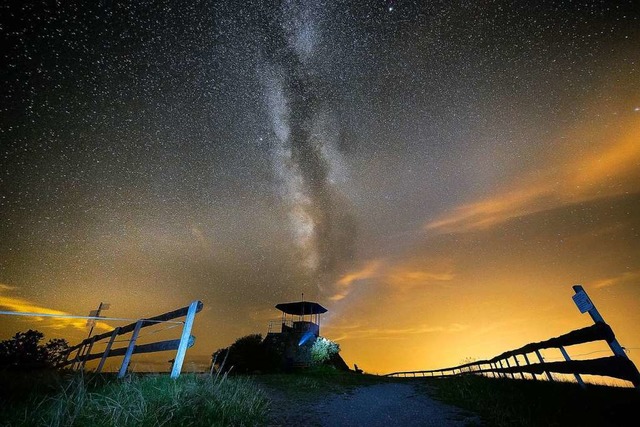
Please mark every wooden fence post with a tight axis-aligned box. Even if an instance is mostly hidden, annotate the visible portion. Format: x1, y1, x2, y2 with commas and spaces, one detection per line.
96, 327, 120, 374
72, 343, 87, 371
80, 336, 97, 370
503, 358, 516, 379
523, 353, 536, 380
535, 349, 553, 381
573, 285, 640, 388
170, 300, 199, 379
118, 320, 144, 379
70, 346, 80, 371
499, 360, 508, 378
60, 347, 71, 369
559, 346, 586, 388
513, 355, 525, 379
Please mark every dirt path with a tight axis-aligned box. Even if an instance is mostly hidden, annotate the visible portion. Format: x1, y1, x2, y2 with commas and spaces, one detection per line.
263, 382, 482, 426
314, 383, 482, 426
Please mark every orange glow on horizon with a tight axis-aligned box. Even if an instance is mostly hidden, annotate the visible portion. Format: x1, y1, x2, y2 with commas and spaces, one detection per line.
0, 284, 112, 333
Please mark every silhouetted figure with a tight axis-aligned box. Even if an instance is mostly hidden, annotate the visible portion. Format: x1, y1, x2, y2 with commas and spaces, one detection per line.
354, 363, 363, 374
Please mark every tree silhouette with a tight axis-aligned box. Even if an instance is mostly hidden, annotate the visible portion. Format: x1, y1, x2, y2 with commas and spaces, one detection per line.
0, 330, 69, 370
211, 334, 280, 374
43, 338, 70, 367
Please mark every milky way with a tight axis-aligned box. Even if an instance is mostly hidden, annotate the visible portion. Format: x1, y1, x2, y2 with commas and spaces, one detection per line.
1, 1, 639, 374
259, 1, 356, 292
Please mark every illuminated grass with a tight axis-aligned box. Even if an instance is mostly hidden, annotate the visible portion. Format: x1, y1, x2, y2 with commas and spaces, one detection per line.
1, 372, 268, 427
6, 369, 635, 426
255, 366, 389, 400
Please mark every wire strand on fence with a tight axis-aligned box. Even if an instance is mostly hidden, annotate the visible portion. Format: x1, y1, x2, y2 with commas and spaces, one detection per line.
542, 349, 615, 361
142, 323, 183, 334
0, 310, 185, 324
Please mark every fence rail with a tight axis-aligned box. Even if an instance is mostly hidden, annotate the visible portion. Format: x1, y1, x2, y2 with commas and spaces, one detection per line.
386, 322, 639, 386
267, 319, 293, 334
62, 300, 203, 379
386, 286, 640, 389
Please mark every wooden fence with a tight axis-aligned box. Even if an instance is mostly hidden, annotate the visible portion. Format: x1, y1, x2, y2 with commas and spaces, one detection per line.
386, 286, 640, 389
61, 300, 203, 379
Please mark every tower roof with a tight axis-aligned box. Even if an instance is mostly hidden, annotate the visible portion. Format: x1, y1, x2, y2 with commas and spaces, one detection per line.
275, 301, 327, 315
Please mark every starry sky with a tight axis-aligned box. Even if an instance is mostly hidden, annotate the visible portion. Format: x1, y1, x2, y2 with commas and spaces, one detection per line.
1, 0, 640, 378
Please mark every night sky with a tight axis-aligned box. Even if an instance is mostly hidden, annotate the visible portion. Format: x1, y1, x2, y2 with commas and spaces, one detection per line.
2, 0, 640, 376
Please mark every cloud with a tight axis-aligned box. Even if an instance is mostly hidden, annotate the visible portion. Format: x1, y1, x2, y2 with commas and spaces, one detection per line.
330, 260, 383, 300
388, 269, 454, 288
329, 258, 454, 300
590, 271, 640, 289
327, 322, 469, 341
0, 284, 112, 332
426, 115, 640, 234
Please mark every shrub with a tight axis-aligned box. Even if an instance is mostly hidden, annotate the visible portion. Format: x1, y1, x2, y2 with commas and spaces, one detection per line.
0, 330, 69, 370
212, 334, 279, 374
310, 337, 340, 366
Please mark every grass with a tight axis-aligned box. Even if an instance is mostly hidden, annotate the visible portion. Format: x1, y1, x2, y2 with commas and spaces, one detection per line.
0, 371, 268, 427
413, 374, 640, 427
4, 368, 638, 426
254, 370, 640, 426
254, 365, 388, 400
253, 366, 391, 426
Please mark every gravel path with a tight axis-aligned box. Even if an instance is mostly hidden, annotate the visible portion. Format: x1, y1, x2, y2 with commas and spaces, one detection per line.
264, 382, 482, 426
313, 383, 482, 427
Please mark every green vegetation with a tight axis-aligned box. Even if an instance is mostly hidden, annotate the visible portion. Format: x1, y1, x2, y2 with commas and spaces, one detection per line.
3, 364, 637, 426
211, 334, 280, 374
1, 371, 268, 427
255, 368, 393, 426
416, 374, 640, 426
211, 333, 347, 374
310, 337, 340, 366
256, 366, 388, 400
0, 330, 69, 370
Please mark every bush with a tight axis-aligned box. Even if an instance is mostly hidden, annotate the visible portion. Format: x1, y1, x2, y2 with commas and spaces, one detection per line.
0, 330, 69, 370
212, 334, 279, 374
310, 337, 340, 366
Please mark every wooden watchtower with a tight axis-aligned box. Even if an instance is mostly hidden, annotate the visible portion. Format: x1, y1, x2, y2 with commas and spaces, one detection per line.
265, 300, 328, 369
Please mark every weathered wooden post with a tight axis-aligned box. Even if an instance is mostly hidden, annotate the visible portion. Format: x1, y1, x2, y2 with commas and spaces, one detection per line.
503, 358, 516, 379
572, 285, 640, 388
534, 349, 553, 381
70, 345, 81, 371
72, 343, 89, 371
96, 327, 121, 374
86, 302, 109, 340
559, 345, 586, 388
170, 300, 200, 379
118, 320, 144, 378
80, 336, 97, 370
523, 353, 536, 380
513, 355, 525, 379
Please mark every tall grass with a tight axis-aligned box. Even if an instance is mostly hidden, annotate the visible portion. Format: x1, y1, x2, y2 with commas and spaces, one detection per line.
417, 374, 640, 427
1, 372, 268, 427
255, 365, 389, 401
